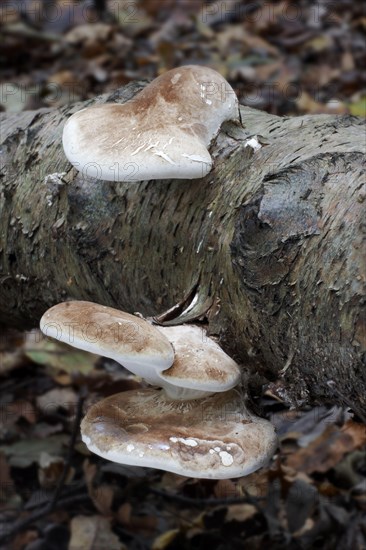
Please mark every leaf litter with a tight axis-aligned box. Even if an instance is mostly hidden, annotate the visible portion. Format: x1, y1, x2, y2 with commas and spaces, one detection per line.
0, 326, 364, 549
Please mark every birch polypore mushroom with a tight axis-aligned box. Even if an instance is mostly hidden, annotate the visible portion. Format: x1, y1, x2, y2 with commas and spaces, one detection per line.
40, 301, 174, 385
40, 302, 240, 398
80, 389, 277, 479
157, 325, 241, 399
62, 65, 239, 181
40, 301, 278, 478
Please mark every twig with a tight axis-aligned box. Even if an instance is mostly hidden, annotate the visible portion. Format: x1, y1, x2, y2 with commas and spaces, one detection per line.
49, 387, 85, 509
24, 481, 86, 511
0, 387, 86, 545
0, 494, 90, 545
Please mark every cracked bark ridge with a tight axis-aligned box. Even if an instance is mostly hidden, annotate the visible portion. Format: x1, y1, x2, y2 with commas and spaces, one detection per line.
0, 82, 365, 409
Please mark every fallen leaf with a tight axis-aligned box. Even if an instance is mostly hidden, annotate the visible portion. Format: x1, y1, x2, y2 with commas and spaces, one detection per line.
286, 478, 317, 533
152, 529, 180, 550
25, 331, 98, 376
226, 503, 258, 522
1, 400, 37, 430
38, 451, 74, 489
69, 515, 125, 550
304, 34, 334, 53
83, 460, 114, 515
64, 23, 112, 45
1, 435, 69, 467
0, 453, 15, 502
12, 530, 39, 550
296, 91, 348, 114
37, 387, 78, 415
285, 422, 366, 474
349, 95, 366, 117
341, 421, 366, 447
213, 479, 239, 499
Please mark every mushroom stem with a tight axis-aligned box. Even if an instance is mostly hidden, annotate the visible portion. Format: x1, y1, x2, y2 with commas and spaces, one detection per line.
161, 385, 214, 400
156, 324, 241, 397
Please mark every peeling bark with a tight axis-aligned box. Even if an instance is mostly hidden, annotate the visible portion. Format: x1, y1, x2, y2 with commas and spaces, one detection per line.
0, 82, 365, 409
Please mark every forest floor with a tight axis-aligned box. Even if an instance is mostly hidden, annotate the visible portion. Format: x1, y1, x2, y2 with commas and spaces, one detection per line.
0, 1, 365, 549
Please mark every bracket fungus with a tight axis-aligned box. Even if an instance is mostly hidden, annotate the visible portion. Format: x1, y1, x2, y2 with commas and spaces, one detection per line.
81, 389, 277, 479
40, 301, 277, 479
157, 325, 241, 399
40, 301, 175, 386
40, 301, 240, 398
62, 65, 240, 182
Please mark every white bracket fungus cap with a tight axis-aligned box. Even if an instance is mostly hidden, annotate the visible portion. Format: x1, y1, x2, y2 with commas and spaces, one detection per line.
81, 388, 278, 479
40, 301, 174, 386
62, 65, 240, 182
157, 325, 241, 400
40, 302, 240, 399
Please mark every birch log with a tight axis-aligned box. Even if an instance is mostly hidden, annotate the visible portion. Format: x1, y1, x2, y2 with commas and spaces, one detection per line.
0, 82, 365, 409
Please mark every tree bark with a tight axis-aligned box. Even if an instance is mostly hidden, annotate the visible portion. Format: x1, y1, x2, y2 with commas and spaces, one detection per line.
0, 83, 365, 410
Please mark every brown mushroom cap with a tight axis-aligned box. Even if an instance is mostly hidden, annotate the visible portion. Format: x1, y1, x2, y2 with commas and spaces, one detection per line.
62, 65, 239, 182
81, 388, 278, 479
40, 301, 174, 385
157, 325, 241, 399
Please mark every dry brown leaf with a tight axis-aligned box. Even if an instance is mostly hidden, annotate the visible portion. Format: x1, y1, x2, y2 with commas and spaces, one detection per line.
160, 471, 190, 491
293, 517, 315, 537
303, 64, 340, 88
254, 61, 283, 83
214, 479, 238, 499
18, 400, 36, 424
38, 451, 74, 489
217, 25, 279, 57
304, 34, 334, 53
83, 460, 114, 516
48, 69, 77, 87
0, 453, 14, 502
69, 515, 125, 550
285, 422, 366, 474
226, 503, 257, 522
54, 372, 73, 386
12, 530, 39, 550
37, 387, 78, 415
296, 91, 348, 114
238, 468, 271, 501
0, 350, 24, 374
83, 459, 97, 488
152, 529, 180, 550
272, 64, 300, 93
130, 514, 158, 533
117, 499, 157, 532
65, 23, 112, 45
250, 0, 289, 32
0, 400, 37, 437
342, 51, 355, 71
117, 502, 132, 525
92, 484, 115, 516
242, 32, 279, 56
341, 420, 366, 448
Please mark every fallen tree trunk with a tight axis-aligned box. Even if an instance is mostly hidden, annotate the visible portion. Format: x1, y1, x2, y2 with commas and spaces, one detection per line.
0, 83, 365, 409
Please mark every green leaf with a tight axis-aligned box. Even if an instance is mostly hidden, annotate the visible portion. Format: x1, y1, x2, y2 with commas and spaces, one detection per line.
25, 335, 98, 375
349, 96, 366, 117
